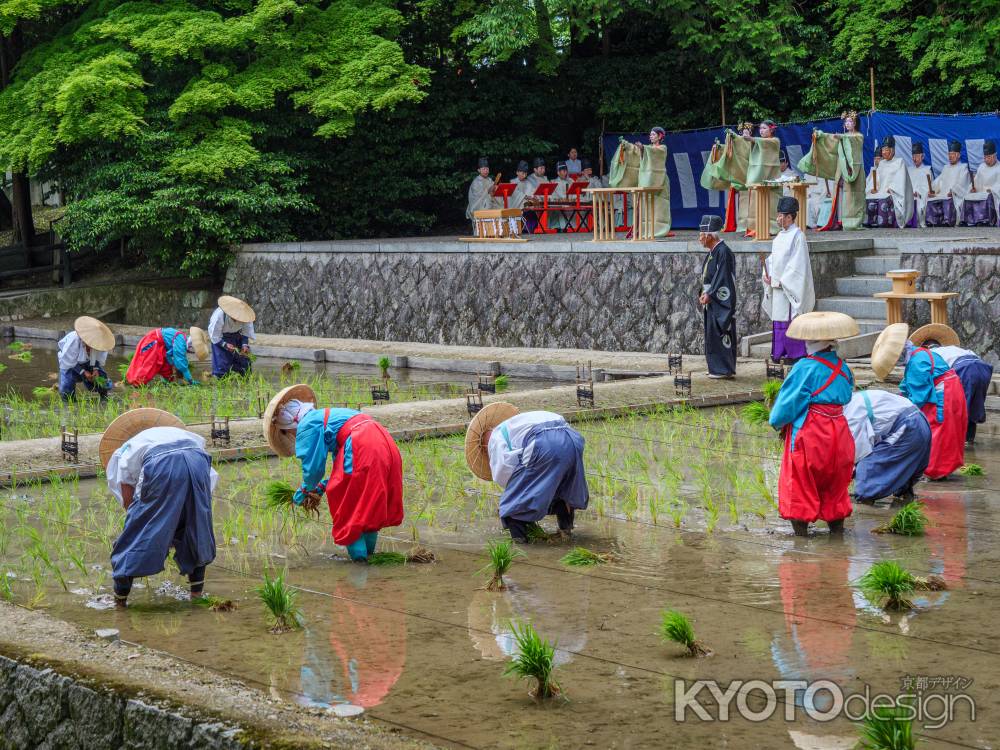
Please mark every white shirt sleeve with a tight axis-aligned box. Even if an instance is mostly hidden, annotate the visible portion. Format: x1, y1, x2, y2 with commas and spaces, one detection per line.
57, 332, 85, 370
844, 397, 875, 463
207, 308, 224, 344
488, 426, 522, 489
244, 321, 256, 341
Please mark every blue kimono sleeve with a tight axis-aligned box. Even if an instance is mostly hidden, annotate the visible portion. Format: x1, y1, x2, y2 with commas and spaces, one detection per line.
901, 351, 936, 409
295, 413, 330, 491
768, 361, 816, 431
169, 333, 193, 383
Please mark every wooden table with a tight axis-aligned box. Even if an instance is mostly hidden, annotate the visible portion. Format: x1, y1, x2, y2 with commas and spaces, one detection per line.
589, 187, 661, 241
873, 291, 958, 325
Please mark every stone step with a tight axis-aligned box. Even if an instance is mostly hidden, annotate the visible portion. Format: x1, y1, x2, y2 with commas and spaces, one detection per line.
855, 318, 886, 334
835, 275, 893, 296
873, 246, 904, 256
816, 295, 886, 319
854, 256, 901, 275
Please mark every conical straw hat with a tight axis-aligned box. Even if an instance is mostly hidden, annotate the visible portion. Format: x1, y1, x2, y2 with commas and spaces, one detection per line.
99, 408, 185, 469
870, 323, 909, 381
189, 326, 210, 361
73, 316, 115, 352
786, 311, 859, 341
263, 383, 317, 457
218, 295, 256, 324
465, 401, 520, 481
909, 323, 960, 349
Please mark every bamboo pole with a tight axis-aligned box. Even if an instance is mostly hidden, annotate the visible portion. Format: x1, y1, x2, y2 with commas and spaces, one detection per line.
720, 85, 726, 126
869, 66, 876, 112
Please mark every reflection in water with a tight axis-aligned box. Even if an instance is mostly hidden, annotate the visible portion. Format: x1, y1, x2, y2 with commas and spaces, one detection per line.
297, 566, 406, 709
466, 571, 589, 667
921, 490, 969, 587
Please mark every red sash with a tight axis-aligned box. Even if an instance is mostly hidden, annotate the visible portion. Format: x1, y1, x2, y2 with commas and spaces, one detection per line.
806, 355, 849, 397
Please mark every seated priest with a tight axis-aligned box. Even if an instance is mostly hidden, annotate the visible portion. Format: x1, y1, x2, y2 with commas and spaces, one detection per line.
926, 140, 971, 227
961, 140, 1000, 226
908, 143, 934, 227
508, 161, 532, 210
466, 157, 498, 231
865, 136, 914, 228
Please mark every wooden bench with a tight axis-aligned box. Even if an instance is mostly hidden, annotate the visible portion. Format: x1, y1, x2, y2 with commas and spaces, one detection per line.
873, 291, 958, 325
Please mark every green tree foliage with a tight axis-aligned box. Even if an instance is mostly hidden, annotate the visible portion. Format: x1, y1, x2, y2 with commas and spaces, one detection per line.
2, 0, 999, 272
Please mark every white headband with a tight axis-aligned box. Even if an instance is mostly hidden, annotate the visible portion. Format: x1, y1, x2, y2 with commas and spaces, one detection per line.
275, 400, 315, 430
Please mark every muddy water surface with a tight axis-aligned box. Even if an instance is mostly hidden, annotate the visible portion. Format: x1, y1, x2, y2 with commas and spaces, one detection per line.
2, 415, 998, 749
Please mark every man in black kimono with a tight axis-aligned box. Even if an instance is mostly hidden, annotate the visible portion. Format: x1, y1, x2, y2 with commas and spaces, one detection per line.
698, 214, 738, 378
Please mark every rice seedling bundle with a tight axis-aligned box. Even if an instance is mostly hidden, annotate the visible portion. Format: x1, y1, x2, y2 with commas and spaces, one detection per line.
873, 502, 928, 536
493, 374, 509, 392
559, 547, 614, 567
256, 570, 304, 633
659, 609, 711, 657
367, 551, 407, 566
503, 619, 560, 699
263, 480, 321, 515
856, 702, 916, 750
479, 538, 521, 591
762, 378, 782, 405
857, 561, 916, 611
958, 464, 984, 476
740, 401, 771, 426
193, 595, 238, 612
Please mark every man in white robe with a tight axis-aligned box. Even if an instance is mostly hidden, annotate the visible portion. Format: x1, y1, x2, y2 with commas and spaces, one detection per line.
779, 150, 800, 196
762, 196, 815, 362
866, 136, 913, 227
551, 161, 575, 230
806, 177, 834, 229
508, 161, 532, 210
581, 158, 602, 189
927, 140, 972, 226
908, 143, 934, 227
961, 140, 1000, 226
466, 157, 497, 228
526, 157, 547, 192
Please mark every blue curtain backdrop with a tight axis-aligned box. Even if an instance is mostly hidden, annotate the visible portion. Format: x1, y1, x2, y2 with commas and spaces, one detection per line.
602, 112, 1000, 229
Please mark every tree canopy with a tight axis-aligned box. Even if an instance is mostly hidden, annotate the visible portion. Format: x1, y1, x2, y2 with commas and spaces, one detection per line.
0, 0, 994, 274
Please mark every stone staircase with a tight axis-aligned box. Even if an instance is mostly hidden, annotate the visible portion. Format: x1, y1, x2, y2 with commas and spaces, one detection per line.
747, 247, 896, 358
815, 247, 898, 333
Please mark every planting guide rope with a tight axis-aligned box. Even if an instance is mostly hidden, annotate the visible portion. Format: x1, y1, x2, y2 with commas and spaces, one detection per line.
0, 505, 990, 750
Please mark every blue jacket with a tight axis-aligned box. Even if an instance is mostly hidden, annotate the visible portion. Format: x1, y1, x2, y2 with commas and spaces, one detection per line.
901, 347, 950, 421
295, 408, 362, 492
769, 351, 854, 447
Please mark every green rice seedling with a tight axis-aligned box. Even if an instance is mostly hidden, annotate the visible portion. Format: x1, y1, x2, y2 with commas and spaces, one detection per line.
958, 463, 984, 476
0, 362, 6, 374
560, 547, 613, 566
263, 480, 321, 516
659, 609, 711, 657
256, 570, 304, 633
192, 595, 238, 612
762, 378, 783, 406
857, 561, 916, 611
494, 374, 509, 392
525, 523, 551, 543
367, 551, 407, 566
741, 401, 770, 426
856, 702, 916, 750
873, 502, 929, 536
503, 619, 560, 699
479, 538, 522, 591
10, 350, 32, 363
7, 340, 25, 352
378, 356, 391, 379
0, 573, 12, 602
31, 386, 57, 401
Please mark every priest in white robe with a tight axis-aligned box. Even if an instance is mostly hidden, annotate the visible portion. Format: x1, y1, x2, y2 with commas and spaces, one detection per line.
908, 143, 934, 227
806, 177, 834, 229
762, 196, 816, 363
526, 157, 547, 191
466, 157, 497, 228
962, 140, 1000, 226
926, 140, 972, 227
779, 149, 800, 196
865, 136, 914, 228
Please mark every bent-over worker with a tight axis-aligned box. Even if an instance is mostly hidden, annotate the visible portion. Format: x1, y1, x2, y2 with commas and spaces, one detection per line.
466, 403, 589, 542
57, 316, 115, 402
264, 384, 404, 562
125, 327, 209, 386
208, 295, 256, 378
101, 409, 217, 608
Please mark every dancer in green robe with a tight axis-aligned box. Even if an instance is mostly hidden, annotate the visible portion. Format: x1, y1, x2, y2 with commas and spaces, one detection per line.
797, 110, 864, 230
746, 120, 782, 237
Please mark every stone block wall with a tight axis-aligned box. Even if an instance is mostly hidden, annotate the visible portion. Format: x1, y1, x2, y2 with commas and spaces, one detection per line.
899, 250, 1000, 364
0, 654, 244, 750
227, 242, 862, 354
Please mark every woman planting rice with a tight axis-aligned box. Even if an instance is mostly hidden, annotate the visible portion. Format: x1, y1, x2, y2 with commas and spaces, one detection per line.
263, 384, 403, 562
100, 409, 218, 608
768, 312, 858, 536
208, 295, 256, 378
125, 326, 210, 386
871, 324, 968, 479
465, 402, 589, 542
57, 316, 115, 402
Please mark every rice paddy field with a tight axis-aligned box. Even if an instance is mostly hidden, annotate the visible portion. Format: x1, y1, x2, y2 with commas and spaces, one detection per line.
1, 405, 996, 749
0, 338, 541, 441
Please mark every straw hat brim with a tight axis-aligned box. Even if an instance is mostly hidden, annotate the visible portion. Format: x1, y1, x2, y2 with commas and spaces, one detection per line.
465, 401, 520, 481
74, 316, 115, 352
263, 384, 317, 457
218, 295, 256, 324
786, 311, 860, 341
99, 408, 185, 469
870, 323, 909, 381
189, 327, 210, 361
909, 323, 960, 349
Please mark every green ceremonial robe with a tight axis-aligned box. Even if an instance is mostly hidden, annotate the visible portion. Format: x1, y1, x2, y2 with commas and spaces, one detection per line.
747, 137, 781, 235
700, 132, 751, 232
638, 143, 671, 237
797, 131, 864, 230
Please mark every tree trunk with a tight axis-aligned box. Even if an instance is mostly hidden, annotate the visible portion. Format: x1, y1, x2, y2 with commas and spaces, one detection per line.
11, 172, 35, 251
0, 189, 11, 231
532, 0, 557, 74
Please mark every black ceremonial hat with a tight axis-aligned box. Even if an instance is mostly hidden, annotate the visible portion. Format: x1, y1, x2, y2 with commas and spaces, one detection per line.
776, 196, 799, 214
699, 214, 724, 232
477, 157, 489, 169
985, 141, 997, 156
948, 140, 962, 153
516, 160, 530, 172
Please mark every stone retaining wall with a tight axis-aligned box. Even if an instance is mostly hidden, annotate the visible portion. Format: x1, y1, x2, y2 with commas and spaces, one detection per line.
227, 240, 862, 354
899, 249, 1000, 363
0, 654, 244, 750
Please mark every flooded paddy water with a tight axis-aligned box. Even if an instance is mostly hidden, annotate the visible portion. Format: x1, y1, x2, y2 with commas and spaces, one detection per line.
1, 407, 997, 748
